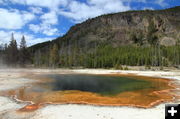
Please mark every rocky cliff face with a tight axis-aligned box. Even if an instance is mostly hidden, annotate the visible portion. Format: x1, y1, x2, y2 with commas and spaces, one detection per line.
30, 6, 180, 52
64, 7, 179, 47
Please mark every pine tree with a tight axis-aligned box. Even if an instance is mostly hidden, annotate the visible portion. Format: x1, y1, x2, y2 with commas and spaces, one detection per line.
19, 35, 28, 67
7, 33, 18, 66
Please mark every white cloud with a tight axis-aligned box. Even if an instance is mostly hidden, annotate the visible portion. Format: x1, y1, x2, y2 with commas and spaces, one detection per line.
59, 0, 130, 22
26, 0, 68, 9
40, 11, 58, 25
42, 28, 58, 36
0, 0, 170, 46
29, 7, 43, 14
1, 0, 130, 23
29, 24, 58, 36
0, 0, 3, 4
29, 11, 59, 36
29, 24, 41, 33
0, 0, 169, 25
156, 0, 167, 7
0, 8, 35, 29
0, 30, 54, 46
7, 0, 69, 11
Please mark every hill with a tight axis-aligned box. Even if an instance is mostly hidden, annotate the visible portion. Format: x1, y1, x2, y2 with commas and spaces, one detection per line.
29, 6, 180, 68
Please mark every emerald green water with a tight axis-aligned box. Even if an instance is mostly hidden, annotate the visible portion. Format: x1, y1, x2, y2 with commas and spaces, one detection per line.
46, 74, 154, 96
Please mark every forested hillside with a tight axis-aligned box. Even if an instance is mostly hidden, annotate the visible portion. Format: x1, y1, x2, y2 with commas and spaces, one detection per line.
28, 6, 180, 68
1, 6, 180, 69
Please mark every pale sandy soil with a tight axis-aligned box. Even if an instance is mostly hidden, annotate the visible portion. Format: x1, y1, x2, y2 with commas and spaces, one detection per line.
0, 68, 180, 119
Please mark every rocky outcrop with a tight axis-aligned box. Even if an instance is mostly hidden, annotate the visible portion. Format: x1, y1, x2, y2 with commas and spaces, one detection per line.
30, 6, 180, 52
160, 37, 176, 46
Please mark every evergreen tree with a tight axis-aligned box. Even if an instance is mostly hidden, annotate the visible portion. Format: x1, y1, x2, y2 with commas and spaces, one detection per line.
7, 33, 18, 66
19, 35, 28, 67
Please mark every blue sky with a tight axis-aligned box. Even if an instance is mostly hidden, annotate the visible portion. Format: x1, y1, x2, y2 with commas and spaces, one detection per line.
0, 0, 179, 46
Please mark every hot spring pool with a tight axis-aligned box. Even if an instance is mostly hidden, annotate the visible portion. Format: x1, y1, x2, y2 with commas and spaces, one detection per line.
0, 73, 174, 108
45, 74, 153, 96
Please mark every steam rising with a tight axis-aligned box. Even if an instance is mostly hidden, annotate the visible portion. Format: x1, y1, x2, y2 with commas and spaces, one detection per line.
0, 58, 8, 69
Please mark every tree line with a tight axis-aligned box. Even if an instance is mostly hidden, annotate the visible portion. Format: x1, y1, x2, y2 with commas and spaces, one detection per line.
31, 17, 180, 69
1, 33, 179, 69
0, 33, 30, 67
32, 42, 180, 69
